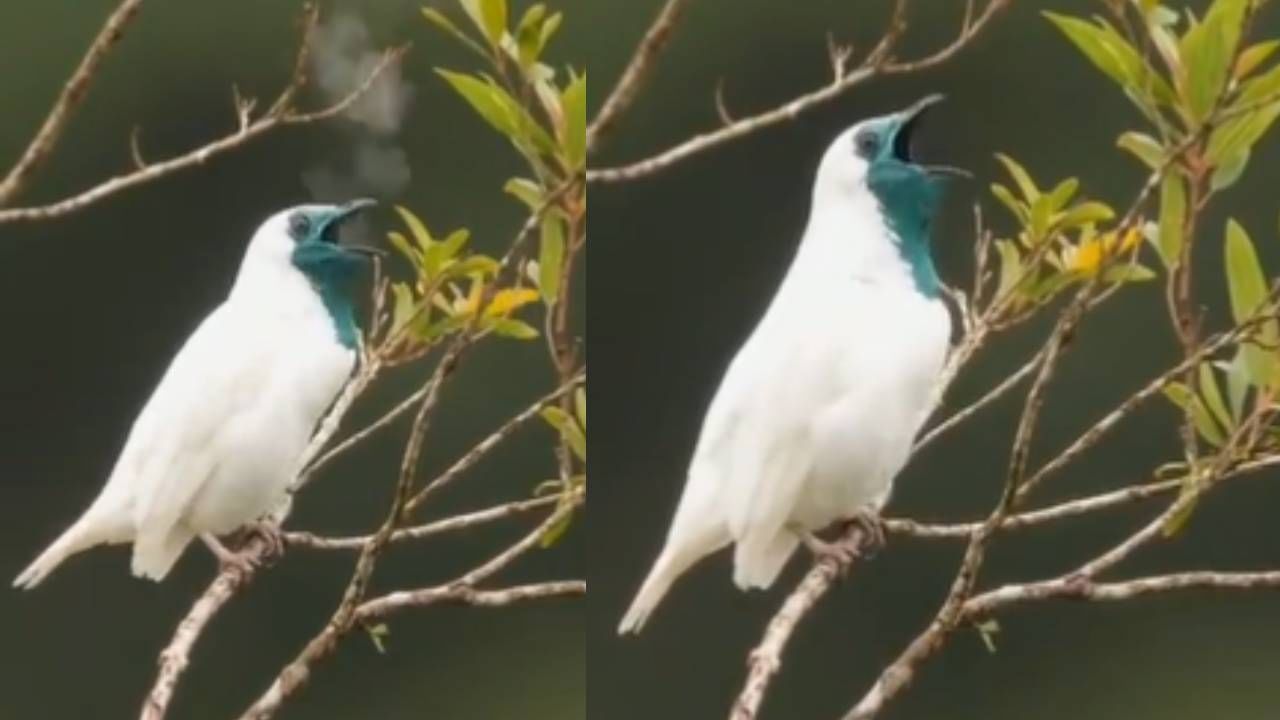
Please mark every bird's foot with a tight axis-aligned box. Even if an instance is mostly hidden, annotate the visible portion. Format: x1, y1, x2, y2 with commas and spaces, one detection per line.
798, 530, 862, 569
201, 533, 261, 577
842, 509, 886, 557
243, 520, 286, 560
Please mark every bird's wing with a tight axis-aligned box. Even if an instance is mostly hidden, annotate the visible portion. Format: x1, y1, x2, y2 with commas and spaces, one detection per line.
112, 304, 273, 543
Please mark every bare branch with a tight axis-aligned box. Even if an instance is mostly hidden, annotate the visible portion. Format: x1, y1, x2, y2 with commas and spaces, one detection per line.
0, 0, 145, 206
913, 348, 1043, 452
966, 570, 1280, 613
587, 0, 1010, 185
731, 528, 868, 720
140, 567, 253, 720
285, 494, 561, 551
587, 0, 692, 154
237, 497, 582, 720
0, 25, 406, 225
406, 369, 585, 513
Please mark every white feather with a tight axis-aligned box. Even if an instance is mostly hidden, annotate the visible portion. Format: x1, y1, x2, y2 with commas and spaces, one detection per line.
620, 121, 951, 633
14, 209, 355, 588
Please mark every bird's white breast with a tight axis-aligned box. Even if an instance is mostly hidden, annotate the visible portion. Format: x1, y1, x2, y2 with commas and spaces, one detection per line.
696, 196, 950, 536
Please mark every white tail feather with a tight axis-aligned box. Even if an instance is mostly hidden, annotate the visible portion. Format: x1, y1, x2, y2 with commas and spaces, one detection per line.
13, 518, 107, 590
733, 530, 798, 590
618, 550, 685, 635
130, 526, 193, 581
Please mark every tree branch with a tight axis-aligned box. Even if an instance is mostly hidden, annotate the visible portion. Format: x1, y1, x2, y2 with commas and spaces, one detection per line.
587, 0, 1010, 185
236, 496, 582, 720
0, 0, 145, 206
0, 9, 406, 225
586, 0, 691, 154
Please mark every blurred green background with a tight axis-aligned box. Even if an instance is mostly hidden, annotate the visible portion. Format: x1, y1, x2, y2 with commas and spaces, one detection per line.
592, 1, 1280, 719
0, 1, 585, 718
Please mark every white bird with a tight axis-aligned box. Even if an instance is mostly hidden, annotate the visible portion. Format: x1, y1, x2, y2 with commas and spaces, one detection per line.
620, 96, 962, 633
14, 200, 378, 588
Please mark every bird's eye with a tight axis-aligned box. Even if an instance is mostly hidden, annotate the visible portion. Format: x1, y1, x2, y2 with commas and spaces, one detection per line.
288, 213, 311, 240
854, 130, 879, 159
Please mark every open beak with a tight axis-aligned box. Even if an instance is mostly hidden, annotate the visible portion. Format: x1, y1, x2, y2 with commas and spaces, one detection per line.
892, 94, 972, 180
328, 198, 386, 258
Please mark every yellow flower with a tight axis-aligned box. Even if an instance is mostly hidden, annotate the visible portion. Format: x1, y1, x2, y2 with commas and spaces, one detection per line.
1066, 224, 1142, 276
1066, 237, 1104, 275
1103, 225, 1142, 254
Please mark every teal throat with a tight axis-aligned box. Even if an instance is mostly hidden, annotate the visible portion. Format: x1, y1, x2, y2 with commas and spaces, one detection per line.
291, 241, 365, 349
866, 161, 944, 298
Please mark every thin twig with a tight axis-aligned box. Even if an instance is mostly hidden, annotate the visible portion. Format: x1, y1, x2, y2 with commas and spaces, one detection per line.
587, 0, 691, 154
0, 0, 145, 206
237, 497, 582, 720
285, 494, 562, 551
588, 0, 1010, 185
406, 369, 585, 513
913, 349, 1044, 452
0, 24, 406, 224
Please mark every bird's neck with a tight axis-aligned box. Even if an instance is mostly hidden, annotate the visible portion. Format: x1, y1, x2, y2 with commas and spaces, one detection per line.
228, 245, 362, 351
798, 187, 941, 298
290, 243, 364, 350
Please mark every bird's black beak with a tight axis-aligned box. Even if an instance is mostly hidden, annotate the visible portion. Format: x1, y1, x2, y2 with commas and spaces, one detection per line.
892, 94, 971, 180
328, 198, 386, 259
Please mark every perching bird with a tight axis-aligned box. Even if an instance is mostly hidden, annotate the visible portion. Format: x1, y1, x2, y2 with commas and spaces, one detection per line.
620, 96, 962, 633
14, 200, 379, 589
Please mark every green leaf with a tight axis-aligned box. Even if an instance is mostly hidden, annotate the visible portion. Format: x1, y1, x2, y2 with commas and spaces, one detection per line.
490, 317, 539, 340
538, 212, 565, 305
1206, 98, 1280, 165
1224, 219, 1279, 389
1162, 477, 1201, 537
1178, 0, 1248, 121
541, 406, 586, 460
1240, 64, 1280, 104
1156, 173, 1185, 269
425, 229, 471, 277
460, 0, 507, 47
1210, 148, 1249, 191
1224, 218, 1267, 325
994, 153, 1039, 202
1059, 201, 1115, 228
1218, 351, 1250, 421
1117, 131, 1164, 169
364, 623, 390, 654
449, 255, 502, 278
390, 282, 417, 333
561, 72, 587, 169
504, 177, 543, 209
436, 70, 557, 155
1029, 195, 1053, 241
421, 8, 489, 58
1044, 177, 1079, 213
1234, 39, 1280, 79
387, 231, 420, 265
995, 239, 1024, 300
1044, 13, 1175, 105
539, 11, 563, 49
1102, 264, 1157, 283
975, 618, 1000, 654
394, 206, 433, 249
989, 183, 1026, 223
539, 504, 575, 547
1198, 363, 1232, 430
1162, 382, 1226, 446
516, 3, 547, 67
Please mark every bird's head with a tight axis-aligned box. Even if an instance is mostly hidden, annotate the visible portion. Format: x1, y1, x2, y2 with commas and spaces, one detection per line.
244, 198, 380, 271
813, 94, 967, 206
